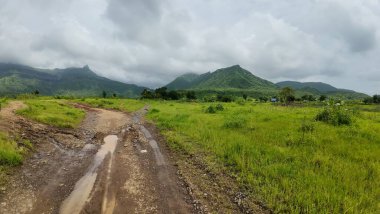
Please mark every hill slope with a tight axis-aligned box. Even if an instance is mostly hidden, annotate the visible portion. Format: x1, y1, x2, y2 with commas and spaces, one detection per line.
165, 65, 368, 99
276, 81, 338, 92
0, 63, 146, 97
276, 81, 368, 99
166, 65, 277, 90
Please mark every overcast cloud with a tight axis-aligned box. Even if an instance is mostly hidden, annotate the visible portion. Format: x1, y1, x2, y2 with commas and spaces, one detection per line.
0, 0, 379, 94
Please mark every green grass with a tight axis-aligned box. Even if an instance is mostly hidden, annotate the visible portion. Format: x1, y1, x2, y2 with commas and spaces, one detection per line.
0, 132, 26, 166
76, 98, 146, 112
17, 99, 85, 128
0, 97, 8, 111
146, 101, 380, 213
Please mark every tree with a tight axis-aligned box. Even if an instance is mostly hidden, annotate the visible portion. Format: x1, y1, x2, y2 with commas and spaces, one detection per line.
33, 90, 40, 95
168, 90, 180, 100
186, 91, 196, 100
112, 93, 117, 98
363, 97, 373, 104
155, 87, 168, 99
319, 95, 327, 102
141, 89, 154, 99
301, 94, 315, 101
279, 87, 295, 104
373, 95, 380, 103
102, 90, 107, 98
242, 94, 248, 100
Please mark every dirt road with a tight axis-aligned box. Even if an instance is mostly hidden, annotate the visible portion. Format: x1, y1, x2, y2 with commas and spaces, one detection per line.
0, 102, 193, 214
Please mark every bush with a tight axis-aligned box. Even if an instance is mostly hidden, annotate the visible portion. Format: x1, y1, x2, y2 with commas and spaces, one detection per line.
150, 108, 160, 113
223, 116, 247, 129
215, 104, 224, 111
235, 98, 246, 105
315, 104, 353, 126
205, 105, 216, 114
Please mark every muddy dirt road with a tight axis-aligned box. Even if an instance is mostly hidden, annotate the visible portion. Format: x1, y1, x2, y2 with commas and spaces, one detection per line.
0, 102, 193, 214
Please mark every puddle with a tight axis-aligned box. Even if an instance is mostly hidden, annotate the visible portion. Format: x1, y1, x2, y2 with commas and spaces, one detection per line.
140, 126, 166, 166
59, 135, 118, 214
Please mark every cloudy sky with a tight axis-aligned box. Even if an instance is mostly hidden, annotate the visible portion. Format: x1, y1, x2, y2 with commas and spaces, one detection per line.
0, 0, 379, 94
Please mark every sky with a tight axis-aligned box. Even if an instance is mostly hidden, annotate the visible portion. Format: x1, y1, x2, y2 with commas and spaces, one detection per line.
0, 0, 379, 94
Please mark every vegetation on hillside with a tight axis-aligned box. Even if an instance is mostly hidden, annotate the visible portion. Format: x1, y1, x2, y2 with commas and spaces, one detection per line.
0, 63, 146, 97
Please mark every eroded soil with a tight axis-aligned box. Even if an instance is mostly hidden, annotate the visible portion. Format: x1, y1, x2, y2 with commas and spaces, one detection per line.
0, 102, 193, 214
0, 101, 270, 214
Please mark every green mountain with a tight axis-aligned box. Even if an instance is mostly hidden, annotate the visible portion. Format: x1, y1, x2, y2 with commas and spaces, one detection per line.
276, 81, 368, 99
166, 65, 277, 90
276, 81, 338, 92
0, 63, 146, 97
165, 65, 368, 99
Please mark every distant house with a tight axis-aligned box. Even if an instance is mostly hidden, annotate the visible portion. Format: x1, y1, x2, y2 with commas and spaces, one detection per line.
271, 98, 278, 102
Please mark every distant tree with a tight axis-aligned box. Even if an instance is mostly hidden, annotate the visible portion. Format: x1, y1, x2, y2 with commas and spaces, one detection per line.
186, 91, 196, 100
374, 95, 380, 103
319, 95, 327, 102
279, 87, 295, 104
242, 94, 248, 100
363, 97, 373, 104
259, 97, 268, 102
33, 90, 40, 95
168, 90, 180, 100
155, 87, 168, 99
301, 94, 315, 101
102, 90, 107, 98
217, 94, 233, 102
141, 89, 154, 99
112, 93, 117, 98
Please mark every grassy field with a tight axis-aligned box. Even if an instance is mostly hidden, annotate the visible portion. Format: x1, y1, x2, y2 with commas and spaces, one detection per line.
75, 98, 146, 112
17, 99, 85, 128
146, 100, 380, 213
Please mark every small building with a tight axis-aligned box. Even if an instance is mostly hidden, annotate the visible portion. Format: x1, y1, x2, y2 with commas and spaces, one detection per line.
271, 98, 278, 102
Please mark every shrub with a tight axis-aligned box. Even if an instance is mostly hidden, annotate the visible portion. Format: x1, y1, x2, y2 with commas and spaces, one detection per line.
235, 98, 246, 105
205, 105, 216, 114
315, 104, 353, 126
150, 108, 160, 113
223, 116, 247, 129
215, 104, 224, 111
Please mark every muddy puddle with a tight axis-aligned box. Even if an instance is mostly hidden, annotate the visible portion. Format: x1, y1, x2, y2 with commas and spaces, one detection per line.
59, 135, 118, 214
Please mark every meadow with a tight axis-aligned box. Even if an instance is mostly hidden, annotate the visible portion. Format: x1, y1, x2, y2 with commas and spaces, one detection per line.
145, 100, 380, 213
1, 97, 379, 213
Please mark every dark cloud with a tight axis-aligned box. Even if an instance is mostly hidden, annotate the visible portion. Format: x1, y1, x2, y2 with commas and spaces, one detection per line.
0, 0, 379, 94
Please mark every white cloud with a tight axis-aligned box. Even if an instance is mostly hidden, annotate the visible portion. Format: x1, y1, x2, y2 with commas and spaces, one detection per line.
0, 0, 379, 94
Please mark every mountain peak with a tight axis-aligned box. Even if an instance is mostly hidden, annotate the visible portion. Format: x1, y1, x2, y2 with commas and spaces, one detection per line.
165, 65, 275, 90
83, 65, 90, 70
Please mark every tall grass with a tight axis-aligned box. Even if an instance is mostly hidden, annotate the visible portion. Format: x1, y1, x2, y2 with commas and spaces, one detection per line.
17, 100, 85, 128
76, 98, 145, 112
0, 132, 24, 166
146, 101, 380, 213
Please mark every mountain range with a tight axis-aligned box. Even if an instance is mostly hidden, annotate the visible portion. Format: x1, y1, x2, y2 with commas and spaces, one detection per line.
165, 65, 369, 99
0, 63, 369, 99
0, 63, 145, 97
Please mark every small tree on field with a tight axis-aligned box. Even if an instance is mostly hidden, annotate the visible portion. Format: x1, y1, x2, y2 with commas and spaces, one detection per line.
319, 95, 327, 102
102, 90, 107, 98
279, 87, 295, 105
186, 91, 196, 100
243, 94, 248, 100
32, 90, 40, 95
